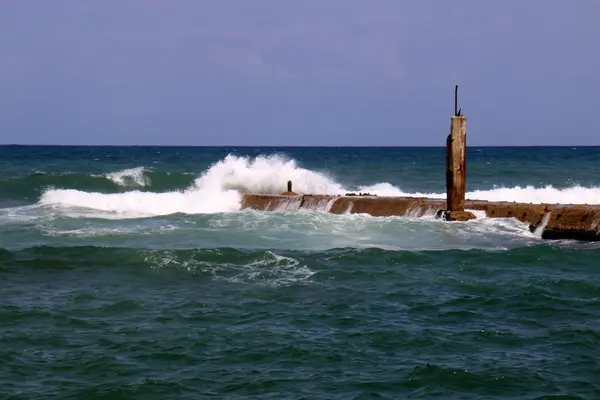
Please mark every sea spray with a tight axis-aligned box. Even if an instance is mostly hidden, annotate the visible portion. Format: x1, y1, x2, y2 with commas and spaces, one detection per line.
466, 185, 600, 204
35, 153, 600, 218
39, 187, 242, 217
38, 154, 345, 216
105, 167, 150, 187
196, 154, 346, 194
358, 184, 600, 205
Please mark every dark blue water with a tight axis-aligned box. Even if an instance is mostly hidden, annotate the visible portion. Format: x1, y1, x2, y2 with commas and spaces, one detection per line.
2, 146, 600, 399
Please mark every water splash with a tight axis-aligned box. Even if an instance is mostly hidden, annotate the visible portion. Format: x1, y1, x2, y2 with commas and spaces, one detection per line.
105, 167, 149, 187
33, 154, 600, 218
142, 249, 314, 287
533, 212, 552, 237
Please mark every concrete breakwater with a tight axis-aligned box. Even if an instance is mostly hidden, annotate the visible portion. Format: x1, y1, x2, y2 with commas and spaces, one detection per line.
241, 87, 600, 242
241, 194, 600, 241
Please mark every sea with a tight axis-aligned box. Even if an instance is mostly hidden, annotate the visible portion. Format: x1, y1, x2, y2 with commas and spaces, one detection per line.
1, 145, 600, 399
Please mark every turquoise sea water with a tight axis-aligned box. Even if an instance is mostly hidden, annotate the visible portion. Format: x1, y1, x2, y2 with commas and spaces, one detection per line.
1, 146, 600, 399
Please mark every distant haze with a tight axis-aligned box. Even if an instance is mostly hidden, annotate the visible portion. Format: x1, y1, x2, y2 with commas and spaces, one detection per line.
1, 1, 599, 146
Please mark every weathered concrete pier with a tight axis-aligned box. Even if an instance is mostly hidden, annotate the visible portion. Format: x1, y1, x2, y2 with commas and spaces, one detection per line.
240, 86, 600, 241
241, 194, 600, 241
445, 85, 475, 222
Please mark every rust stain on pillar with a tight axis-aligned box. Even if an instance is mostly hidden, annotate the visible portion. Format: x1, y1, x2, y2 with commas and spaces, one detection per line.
446, 115, 467, 212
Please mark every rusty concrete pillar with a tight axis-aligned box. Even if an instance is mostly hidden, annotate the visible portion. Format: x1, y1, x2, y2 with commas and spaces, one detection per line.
446, 115, 467, 212
443, 86, 475, 221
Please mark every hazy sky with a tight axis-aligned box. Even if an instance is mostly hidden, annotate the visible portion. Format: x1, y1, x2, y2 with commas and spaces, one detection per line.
1, 1, 599, 146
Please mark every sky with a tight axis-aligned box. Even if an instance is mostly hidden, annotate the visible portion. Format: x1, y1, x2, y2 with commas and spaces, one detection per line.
1, 0, 599, 146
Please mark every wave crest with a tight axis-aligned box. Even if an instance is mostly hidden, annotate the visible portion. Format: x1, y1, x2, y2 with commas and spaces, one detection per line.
105, 167, 149, 187
32, 154, 600, 218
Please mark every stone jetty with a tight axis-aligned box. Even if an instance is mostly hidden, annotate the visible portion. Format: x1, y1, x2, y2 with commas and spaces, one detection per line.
240, 86, 600, 242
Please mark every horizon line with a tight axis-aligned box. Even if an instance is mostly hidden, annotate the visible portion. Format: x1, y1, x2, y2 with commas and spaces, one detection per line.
1, 144, 599, 148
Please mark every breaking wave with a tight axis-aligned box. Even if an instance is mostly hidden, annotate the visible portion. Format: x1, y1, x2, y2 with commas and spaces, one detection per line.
0, 169, 197, 201
105, 167, 149, 187
21, 154, 600, 218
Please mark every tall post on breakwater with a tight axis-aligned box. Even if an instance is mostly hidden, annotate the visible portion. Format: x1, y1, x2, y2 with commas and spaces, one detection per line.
444, 86, 475, 221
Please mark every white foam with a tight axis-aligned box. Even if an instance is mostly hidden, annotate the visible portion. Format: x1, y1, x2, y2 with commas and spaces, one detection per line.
106, 167, 149, 187
533, 212, 552, 237
359, 184, 600, 206
37, 154, 345, 218
196, 154, 345, 194
143, 249, 314, 287
467, 209, 487, 219
466, 215, 535, 239
466, 185, 600, 205
39, 188, 241, 217
41, 226, 138, 237
357, 182, 407, 197
241, 251, 314, 287
272, 197, 303, 211
35, 154, 600, 219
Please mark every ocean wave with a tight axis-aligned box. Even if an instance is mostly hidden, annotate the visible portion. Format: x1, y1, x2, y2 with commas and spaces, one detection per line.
36, 154, 600, 218
2, 153, 600, 218
3, 242, 600, 399
356, 184, 600, 205
0, 169, 197, 202
2, 243, 599, 267
0, 206, 559, 253
104, 167, 150, 187
0, 246, 315, 287
38, 154, 339, 217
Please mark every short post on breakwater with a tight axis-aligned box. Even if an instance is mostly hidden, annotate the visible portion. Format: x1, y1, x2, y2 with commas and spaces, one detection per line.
280, 180, 297, 196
